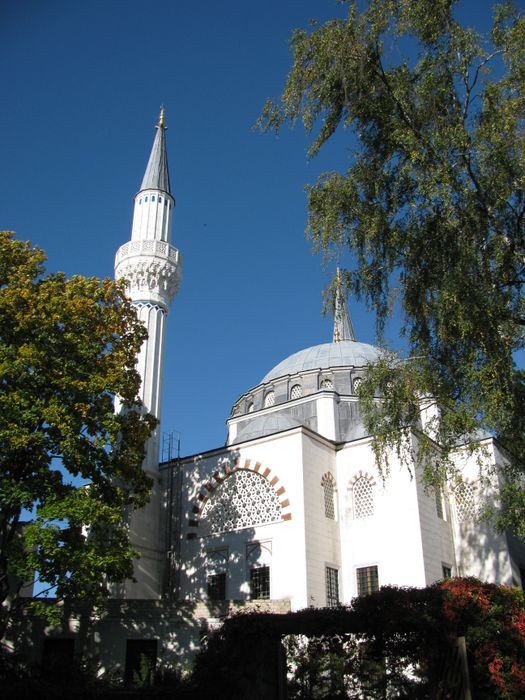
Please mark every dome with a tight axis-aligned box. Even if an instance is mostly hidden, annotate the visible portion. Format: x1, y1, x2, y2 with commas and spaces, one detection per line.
261, 340, 380, 383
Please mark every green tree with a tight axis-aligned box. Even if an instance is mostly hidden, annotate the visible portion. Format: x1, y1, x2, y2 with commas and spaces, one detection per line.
259, 0, 525, 531
0, 231, 155, 634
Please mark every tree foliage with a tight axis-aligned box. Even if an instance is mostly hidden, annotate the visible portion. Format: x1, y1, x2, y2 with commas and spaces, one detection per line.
193, 580, 525, 699
0, 231, 155, 633
259, 0, 525, 531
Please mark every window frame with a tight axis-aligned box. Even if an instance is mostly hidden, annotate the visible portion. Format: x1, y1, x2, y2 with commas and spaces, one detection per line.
250, 565, 270, 600
325, 566, 340, 607
207, 572, 226, 600
356, 565, 379, 596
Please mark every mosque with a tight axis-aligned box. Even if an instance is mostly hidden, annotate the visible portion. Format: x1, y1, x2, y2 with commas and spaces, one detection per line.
21, 112, 525, 677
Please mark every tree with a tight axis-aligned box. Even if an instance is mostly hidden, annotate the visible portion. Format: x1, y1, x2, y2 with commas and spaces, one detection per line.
259, 0, 525, 532
0, 231, 155, 634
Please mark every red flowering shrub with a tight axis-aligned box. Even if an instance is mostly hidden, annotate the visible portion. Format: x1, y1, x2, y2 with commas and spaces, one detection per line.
439, 578, 525, 698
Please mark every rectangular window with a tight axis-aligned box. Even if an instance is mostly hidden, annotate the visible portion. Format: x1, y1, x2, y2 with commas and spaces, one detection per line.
207, 572, 226, 600
356, 566, 379, 596
325, 566, 339, 607
435, 489, 445, 519
442, 565, 452, 579
42, 638, 75, 675
250, 565, 270, 599
125, 639, 157, 685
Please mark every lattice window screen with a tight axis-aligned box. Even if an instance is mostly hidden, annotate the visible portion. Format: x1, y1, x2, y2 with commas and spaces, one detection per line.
290, 384, 303, 400
353, 477, 374, 518
201, 471, 282, 535
323, 476, 336, 520
455, 481, 478, 522
321, 378, 334, 390
264, 391, 275, 407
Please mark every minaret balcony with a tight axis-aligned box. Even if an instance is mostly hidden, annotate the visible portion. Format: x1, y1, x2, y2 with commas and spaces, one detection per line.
115, 239, 182, 308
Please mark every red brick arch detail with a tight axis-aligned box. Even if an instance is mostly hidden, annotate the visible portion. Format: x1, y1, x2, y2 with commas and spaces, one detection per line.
321, 472, 337, 488
348, 471, 377, 488
187, 458, 292, 537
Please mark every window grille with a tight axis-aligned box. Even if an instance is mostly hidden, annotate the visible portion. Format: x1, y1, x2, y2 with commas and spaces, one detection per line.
263, 391, 275, 408
353, 377, 362, 392
207, 573, 226, 600
356, 566, 379, 596
442, 565, 452, 579
435, 489, 445, 519
322, 473, 336, 520
353, 477, 374, 518
454, 481, 477, 522
250, 566, 270, 599
325, 566, 339, 607
201, 471, 281, 535
290, 384, 303, 400
321, 378, 333, 390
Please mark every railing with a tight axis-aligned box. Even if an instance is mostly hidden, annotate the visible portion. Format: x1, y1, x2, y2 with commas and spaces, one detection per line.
115, 239, 180, 264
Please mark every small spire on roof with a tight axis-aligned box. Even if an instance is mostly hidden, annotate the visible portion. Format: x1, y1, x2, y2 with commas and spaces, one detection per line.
333, 267, 356, 343
158, 106, 165, 128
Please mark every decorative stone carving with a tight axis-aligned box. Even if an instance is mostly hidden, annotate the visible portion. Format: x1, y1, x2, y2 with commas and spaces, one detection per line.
115, 240, 182, 306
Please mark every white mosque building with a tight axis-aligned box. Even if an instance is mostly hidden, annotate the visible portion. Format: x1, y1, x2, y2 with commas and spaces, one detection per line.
21, 112, 525, 676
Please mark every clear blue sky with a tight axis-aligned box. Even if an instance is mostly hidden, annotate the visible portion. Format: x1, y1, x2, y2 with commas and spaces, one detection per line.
2, 0, 521, 457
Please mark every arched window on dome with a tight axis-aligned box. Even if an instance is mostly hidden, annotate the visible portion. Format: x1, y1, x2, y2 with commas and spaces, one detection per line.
263, 391, 275, 408
321, 473, 337, 520
290, 384, 303, 400
247, 401, 254, 413
353, 377, 363, 393
200, 471, 282, 536
320, 378, 334, 390
352, 476, 374, 519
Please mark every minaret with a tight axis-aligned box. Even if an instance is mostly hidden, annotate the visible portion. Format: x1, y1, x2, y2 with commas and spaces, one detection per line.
333, 267, 355, 342
114, 109, 182, 597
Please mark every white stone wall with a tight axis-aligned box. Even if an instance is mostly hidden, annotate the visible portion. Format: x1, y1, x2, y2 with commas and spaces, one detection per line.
337, 438, 427, 599
176, 429, 310, 610
131, 190, 174, 242
449, 440, 515, 583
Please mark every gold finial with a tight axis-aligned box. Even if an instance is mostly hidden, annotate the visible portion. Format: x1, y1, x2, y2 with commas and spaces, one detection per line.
158, 106, 165, 128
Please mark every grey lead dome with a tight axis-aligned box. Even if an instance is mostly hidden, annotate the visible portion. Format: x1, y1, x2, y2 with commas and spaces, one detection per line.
261, 340, 380, 383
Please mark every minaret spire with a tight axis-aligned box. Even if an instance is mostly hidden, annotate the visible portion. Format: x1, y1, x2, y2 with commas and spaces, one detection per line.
140, 107, 171, 194
333, 267, 356, 342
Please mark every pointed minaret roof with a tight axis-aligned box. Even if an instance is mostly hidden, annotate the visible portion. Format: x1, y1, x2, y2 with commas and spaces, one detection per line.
140, 107, 171, 194
333, 268, 356, 342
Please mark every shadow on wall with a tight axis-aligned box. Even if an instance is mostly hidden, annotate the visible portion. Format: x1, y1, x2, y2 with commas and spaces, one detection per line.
5, 447, 292, 682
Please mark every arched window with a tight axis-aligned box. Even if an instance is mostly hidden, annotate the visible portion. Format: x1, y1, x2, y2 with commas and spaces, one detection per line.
263, 391, 275, 408
353, 377, 363, 393
454, 481, 477, 522
321, 378, 333, 390
201, 471, 282, 535
247, 402, 254, 413
353, 476, 374, 518
321, 473, 337, 520
290, 384, 302, 400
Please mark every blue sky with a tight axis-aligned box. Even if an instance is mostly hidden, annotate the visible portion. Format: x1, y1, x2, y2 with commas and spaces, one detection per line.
2, 0, 521, 457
